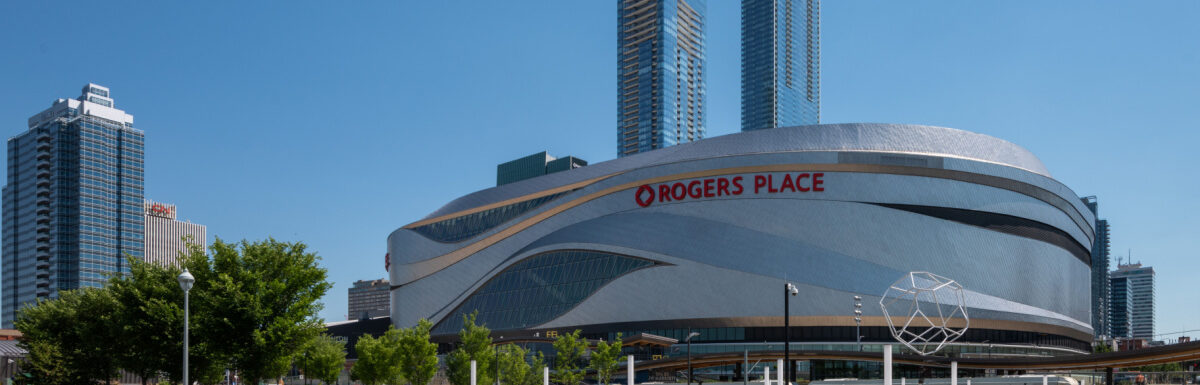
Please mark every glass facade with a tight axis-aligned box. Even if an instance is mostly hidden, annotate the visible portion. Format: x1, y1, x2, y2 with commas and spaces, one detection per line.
410, 190, 573, 243
2, 85, 144, 328
1109, 264, 1154, 339
617, 0, 706, 157
432, 250, 657, 334
496, 151, 587, 186
1082, 196, 1110, 338
741, 0, 820, 131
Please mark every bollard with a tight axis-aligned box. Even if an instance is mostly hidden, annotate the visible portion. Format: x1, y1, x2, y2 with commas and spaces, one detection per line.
776, 359, 784, 385
902, 378, 906, 385
951, 361, 958, 385
884, 345, 893, 385
471, 360, 477, 385
1043, 375, 1048, 385
628, 355, 634, 385
764, 366, 770, 385
544, 366, 549, 385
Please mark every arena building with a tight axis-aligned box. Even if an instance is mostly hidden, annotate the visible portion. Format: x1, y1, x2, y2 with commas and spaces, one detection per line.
388, 124, 1096, 360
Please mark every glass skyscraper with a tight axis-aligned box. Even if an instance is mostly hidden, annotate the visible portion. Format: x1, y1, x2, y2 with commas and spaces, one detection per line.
1082, 196, 1111, 338
741, 0, 820, 131
2, 84, 145, 327
1109, 263, 1155, 339
617, 0, 706, 157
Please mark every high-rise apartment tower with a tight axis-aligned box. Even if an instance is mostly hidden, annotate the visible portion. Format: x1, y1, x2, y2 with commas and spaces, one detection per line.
1082, 196, 1111, 338
1110, 263, 1154, 339
742, 0, 820, 131
348, 279, 390, 319
143, 200, 206, 267
617, 0, 706, 157
3, 84, 145, 327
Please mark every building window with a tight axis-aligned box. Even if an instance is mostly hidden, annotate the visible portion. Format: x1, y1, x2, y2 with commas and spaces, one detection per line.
410, 190, 574, 243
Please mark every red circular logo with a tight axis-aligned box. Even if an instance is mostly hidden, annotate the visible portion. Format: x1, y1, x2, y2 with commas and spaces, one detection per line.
635, 185, 655, 207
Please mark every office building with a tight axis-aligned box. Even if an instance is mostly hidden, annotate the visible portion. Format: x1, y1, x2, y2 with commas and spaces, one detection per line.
497, 151, 587, 186
348, 279, 390, 319
143, 200, 206, 267
1110, 263, 1155, 339
390, 123, 1097, 357
1082, 196, 1111, 338
3, 84, 145, 327
741, 0, 820, 131
617, 0, 707, 157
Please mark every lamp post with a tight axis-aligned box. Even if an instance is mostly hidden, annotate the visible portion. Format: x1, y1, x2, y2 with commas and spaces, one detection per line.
686, 330, 700, 385
784, 283, 798, 384
178, 269, 195, 385
853, 296, 863, 352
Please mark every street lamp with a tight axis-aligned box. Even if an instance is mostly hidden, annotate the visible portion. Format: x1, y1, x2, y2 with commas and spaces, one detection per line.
784, 283, 798, 384
853, 296, 863, 352
686, 330, 700, 385
178, 269, 194, 385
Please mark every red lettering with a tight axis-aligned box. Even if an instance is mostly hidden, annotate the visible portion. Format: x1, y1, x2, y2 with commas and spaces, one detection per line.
731, 176, 744, 195
813, 172, 825, 191
754, 175, 766, 194
703, 179, 715, 198
687, 180, 702, 199
716, 178, 730, 196
796, 173, 810, 192
659, 184, 672, 202
671, 182, 686, 200
767, 175, 779, 193
780, 173, 795, 192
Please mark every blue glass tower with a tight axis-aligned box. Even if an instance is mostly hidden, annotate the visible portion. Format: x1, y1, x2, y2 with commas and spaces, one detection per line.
2, 84, 145, 327
1082, 196, 1111, 338
741, 0, 820, 131
617, 0, 706, 157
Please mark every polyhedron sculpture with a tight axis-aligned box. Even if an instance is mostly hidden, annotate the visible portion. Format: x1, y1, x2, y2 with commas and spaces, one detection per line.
879, 272, 969, 355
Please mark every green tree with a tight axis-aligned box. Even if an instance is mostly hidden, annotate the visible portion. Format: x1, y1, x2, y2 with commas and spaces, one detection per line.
397, 319, 440, 385
589, 333, 623, 385
497, 344, 530, 385
15, 288, 121, 384
302, 334, 347, 384
551, 330, 586, 385
109, 251, 227, 385
186, 238, 332, 384
352, 331, 400, 385
526, 351, 547, 385
446, 312, 495, 385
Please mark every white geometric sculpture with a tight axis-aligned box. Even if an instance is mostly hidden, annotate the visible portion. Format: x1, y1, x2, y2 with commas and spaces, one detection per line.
879, 272, 969, 355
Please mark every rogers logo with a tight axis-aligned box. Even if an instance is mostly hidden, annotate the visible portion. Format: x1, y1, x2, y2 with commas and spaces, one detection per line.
635, 185, 655, 207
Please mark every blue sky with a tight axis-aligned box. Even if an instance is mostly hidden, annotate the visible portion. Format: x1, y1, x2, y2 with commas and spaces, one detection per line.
1, 1, 1197, 338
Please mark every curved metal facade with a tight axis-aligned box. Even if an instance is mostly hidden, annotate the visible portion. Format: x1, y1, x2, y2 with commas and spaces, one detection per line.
389, 124, 1095, 352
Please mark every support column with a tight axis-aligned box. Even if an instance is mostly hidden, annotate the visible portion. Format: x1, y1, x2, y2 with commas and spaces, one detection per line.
764, 366, 771, 385
776, 359, 784, 385
883, 345, 893, 385
1043, 375, 1049, 385
544, 366, 549, 385
951, 361, 958, 385
627, 355, 634, 385
471, 360, 477, 385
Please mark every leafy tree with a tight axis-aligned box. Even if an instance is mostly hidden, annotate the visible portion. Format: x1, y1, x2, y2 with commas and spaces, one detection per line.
589, 333, 623, 385
446, 312, 496, 385
15, 288, 120, 384
551, 330, 586, 385
186, 238, 332, 384
109, 251, 226, 385
497, 344, 530, 385
352, 331, 400, 385
526, 351, 548, 385
1094, 343, 1114, 353
301, 334, 347, 384
397, 319, 440, 385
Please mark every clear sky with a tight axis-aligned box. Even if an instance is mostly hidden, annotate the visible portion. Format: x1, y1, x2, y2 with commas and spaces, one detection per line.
1, 1, 1197, 338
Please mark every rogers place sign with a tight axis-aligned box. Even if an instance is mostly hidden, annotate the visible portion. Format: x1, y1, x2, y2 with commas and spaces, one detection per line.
635, 172, 826, 207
